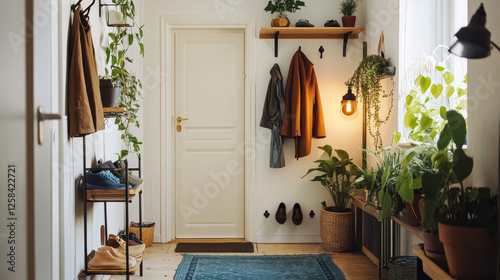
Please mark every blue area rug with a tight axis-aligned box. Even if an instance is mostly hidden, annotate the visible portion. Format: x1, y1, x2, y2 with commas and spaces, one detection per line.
174, 254, 346, 280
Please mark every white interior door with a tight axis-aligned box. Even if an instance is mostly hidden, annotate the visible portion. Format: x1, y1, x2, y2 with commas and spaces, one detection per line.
174, 29, 245, 238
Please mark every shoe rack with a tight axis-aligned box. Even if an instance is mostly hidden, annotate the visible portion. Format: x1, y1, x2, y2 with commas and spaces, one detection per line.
81, 134, 144, 279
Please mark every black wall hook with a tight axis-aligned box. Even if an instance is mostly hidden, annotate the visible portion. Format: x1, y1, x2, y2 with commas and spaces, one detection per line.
319, 46, 324, 58
298, 46, 301, 51
309, 210, 315, 218
264, 210, 270, 218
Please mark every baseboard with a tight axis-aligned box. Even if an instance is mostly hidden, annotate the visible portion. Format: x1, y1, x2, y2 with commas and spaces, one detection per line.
255, 235, 322, 243
154, 234, 163, 243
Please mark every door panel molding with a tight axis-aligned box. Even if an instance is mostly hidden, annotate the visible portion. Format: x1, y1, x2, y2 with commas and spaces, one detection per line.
160, 16, 256, 242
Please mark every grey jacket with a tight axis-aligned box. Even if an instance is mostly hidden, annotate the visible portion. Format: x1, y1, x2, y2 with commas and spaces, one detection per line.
260, 63, 285, 168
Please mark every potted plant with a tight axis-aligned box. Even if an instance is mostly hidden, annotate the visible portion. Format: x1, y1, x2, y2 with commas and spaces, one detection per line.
99, 77, 121, 108
435, 110, 498, 279
264, 0, 306, 27
349, 54, 395, 150
302, 145, 359, 252
104, 0, 144, 160
339, 0, 358, 27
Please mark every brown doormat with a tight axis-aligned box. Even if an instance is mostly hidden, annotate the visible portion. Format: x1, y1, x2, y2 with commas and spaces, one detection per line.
175, 242, 254, 253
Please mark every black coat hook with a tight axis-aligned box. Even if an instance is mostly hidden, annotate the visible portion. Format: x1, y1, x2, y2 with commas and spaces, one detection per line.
264, 210, 270, 218
298, 46, 301, 51
319, 46, 324, 59
309, 210, 315, 218
72, 0, 83, 12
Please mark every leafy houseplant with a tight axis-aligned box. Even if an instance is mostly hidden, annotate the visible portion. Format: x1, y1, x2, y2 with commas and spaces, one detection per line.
264, 0, 306, 27
303, 145, 358, 252
339, 0, 358, 27
396, 66, 467, 144
105, 0, 144, 160
349, 54, 395, 150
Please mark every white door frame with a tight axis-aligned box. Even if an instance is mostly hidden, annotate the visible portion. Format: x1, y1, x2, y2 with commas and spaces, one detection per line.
159, 15, 256, 242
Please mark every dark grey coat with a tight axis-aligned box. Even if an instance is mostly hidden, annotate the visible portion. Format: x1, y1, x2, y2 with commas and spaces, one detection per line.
260, 64, 285, 168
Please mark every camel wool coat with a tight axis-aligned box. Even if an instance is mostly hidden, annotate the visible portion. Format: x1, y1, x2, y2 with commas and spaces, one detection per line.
281, 50, 326, 158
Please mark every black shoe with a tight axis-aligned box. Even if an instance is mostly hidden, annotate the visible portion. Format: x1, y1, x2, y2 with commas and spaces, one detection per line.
295, 19, 314, 27
292, 203, 303, 225
324, 19, 340, 27
275, 202, 287, 224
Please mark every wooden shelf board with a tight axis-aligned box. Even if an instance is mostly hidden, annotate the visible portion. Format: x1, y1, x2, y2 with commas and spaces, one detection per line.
259, 27, 365, 39
351, 196, 381, 219
86, 181, 144, 201
103, 107, 127, 113
391, 213, 424, 241
411, 244, 453, 280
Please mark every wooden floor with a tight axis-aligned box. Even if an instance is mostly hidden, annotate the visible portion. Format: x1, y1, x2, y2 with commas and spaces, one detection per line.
103, 243, 387, 280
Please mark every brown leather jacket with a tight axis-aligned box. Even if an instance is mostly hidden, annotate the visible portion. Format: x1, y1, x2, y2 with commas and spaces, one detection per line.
281, 50, 326, 158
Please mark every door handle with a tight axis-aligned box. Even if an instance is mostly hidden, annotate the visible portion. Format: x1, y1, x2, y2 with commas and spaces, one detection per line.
38, 106, 62, 145
177, 117, 189, 123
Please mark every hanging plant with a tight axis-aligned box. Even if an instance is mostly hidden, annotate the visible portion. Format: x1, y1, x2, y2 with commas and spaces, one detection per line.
349, 54, 395, 150
104, 0, 144, 160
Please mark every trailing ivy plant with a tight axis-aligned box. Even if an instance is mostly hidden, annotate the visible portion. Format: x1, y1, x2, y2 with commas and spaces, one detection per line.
349, 54, 395, 150
105, 0, 144, 160
395, 66, 467, 144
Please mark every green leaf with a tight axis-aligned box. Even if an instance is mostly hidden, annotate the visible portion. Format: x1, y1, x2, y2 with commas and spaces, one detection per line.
430, 84, 443, 98
128, 34, 134, 45
428, 108, 439, 117
420, 114, 433, 131
436, 66, 445, 71
443, 71, 455, 85
439, 106, 447, 120
464, 74, 467, 84
318, 145, 333, 158
414, 75, 423, 87
457, 88, 467, 97
381, 164, 391, 189
401, 151, 416, 169
139, 42, 144, 56
378, 189, 393, 221
335, 149, 349, 161
453, 149, 473, 181
420, 76, 431, 93
437, 124, 452, 150
396, 169, 414, 203
409, 118, 418, 130
406, 95, 414, 106
410, 176, 422, 190
393, 131, 401, 144
446, 110, 466, 148
106, 48, 111, 64
424, 97, 430, 103
446, 86, 455, 98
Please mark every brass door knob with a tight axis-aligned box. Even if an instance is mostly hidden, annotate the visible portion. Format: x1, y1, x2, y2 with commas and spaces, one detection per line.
177, 117, 189, 123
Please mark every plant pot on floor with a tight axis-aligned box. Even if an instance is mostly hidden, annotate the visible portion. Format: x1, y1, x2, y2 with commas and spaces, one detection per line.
320, 207, 353, 252
341, 16, 356, 27
422, 231, 448, 272
438, 222, 498, 280
99, 79, 121, 107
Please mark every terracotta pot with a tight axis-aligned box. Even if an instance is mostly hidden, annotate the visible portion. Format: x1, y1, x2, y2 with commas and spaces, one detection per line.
271, 17, 290, 27
404, 193, 422, 226
423, 231, 448, 272
320, 207, 353, 252
341, 16, 356, 27
438, 222, 498, 279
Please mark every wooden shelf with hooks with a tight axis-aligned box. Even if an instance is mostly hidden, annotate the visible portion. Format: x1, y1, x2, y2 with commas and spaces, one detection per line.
259, 27, 365, 57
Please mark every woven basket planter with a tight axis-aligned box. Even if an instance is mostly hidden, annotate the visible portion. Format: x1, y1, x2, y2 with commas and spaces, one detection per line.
388, 256, 417, 280
320, 207, 353, 252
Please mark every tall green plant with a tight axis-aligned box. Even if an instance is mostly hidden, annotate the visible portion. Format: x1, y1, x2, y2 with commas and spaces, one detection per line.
105, 0, 144, 160
339, 0, 358, 16
303, 145, 359, 212
349, 55, 395, 150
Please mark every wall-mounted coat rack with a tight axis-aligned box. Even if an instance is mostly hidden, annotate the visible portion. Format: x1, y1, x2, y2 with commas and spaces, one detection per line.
259, 27, 365, 58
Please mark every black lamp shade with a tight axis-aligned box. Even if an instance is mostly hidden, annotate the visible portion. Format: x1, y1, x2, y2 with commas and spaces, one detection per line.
449, 3, 492, 58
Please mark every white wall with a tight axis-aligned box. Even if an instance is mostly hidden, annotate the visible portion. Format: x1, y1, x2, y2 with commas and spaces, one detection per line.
467, 0, 500, 193
142, 0, 367, 243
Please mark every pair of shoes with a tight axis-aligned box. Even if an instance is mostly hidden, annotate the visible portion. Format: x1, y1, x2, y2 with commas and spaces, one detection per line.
118, 231, 144, 245
324, 19, 340, 27
95, 160, 144, 188
275, 203, 303, 225
85, 171, 132, 189
107, 234, 140, 247
107, 234, 145, 258
295, 19, 314, 27
88, 246, 136, 270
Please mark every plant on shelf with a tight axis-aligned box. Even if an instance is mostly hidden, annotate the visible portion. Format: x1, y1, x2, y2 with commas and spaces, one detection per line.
339, 0, 358, 27
302, 145, 359, 252
105, 0, 144, 160
349, 54, 395, 150
354, 146, 405, 221
395, 66, 467, 144
264, 0, 306, 27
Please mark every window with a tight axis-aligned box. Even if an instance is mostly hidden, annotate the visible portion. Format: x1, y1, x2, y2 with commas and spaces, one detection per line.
397, 0, 468, 144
